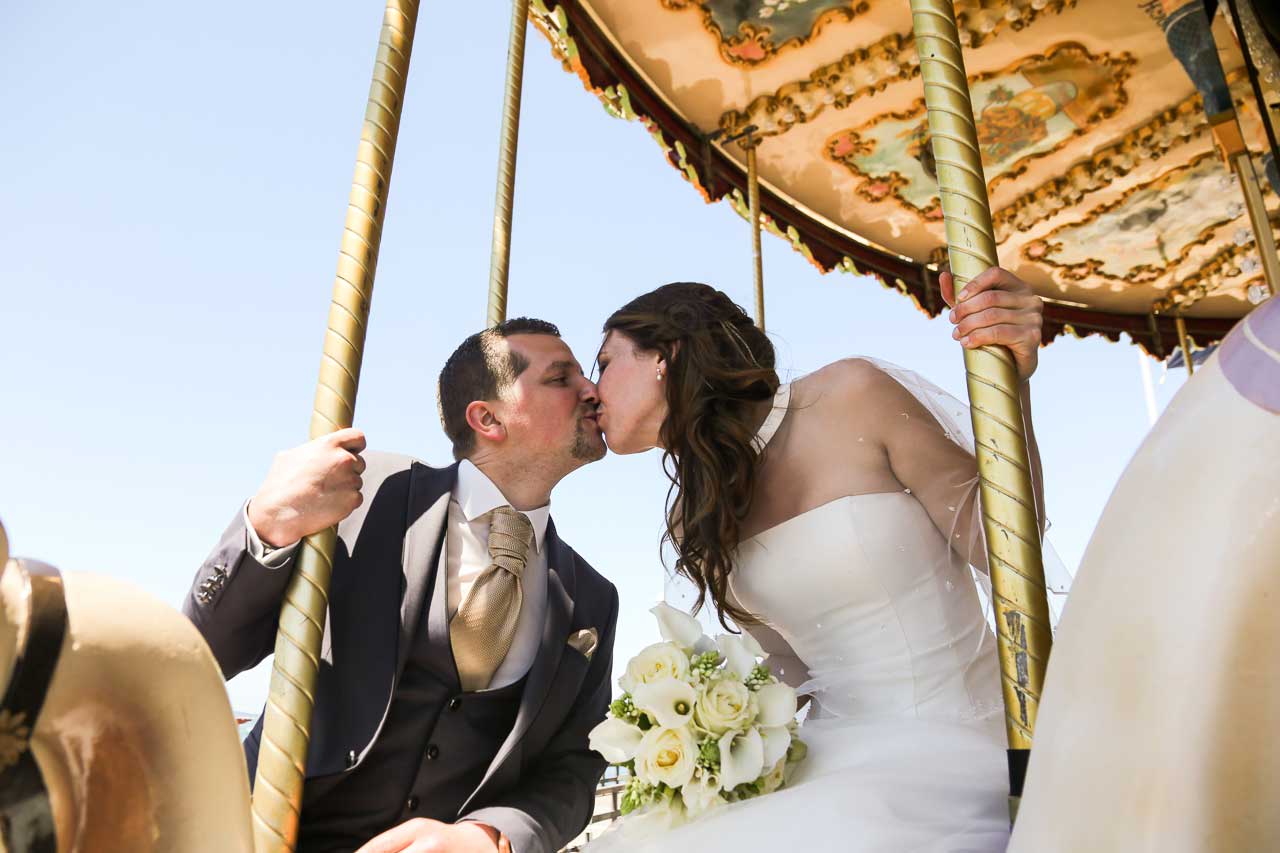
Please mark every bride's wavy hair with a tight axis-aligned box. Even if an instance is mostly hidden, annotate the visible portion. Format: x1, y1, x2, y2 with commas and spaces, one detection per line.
603, 282, 779, 628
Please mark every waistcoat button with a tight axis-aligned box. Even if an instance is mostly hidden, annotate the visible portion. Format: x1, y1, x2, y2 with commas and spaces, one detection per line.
448, 696, 462, 711
345, 750, 357, 769
407, 795, 420, 811
426, 744, 440, 761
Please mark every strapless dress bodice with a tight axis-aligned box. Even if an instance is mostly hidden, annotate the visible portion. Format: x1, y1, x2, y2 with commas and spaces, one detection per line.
730, 492, 1001, 722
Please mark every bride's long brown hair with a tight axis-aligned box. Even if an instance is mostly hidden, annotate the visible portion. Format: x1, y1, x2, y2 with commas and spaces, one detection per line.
604, 283, 779, 628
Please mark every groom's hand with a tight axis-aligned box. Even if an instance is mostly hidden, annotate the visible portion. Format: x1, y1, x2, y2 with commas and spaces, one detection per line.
941, 266, 1044, 381
246, 428, 367, 548
354, 818, 507, 853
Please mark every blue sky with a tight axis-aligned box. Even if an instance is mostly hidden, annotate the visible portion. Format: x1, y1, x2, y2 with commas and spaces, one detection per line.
0, 2, 1190, 711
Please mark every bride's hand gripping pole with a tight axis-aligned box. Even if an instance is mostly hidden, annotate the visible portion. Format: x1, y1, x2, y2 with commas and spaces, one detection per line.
486, 0, 532, 327
250, 2, 419, 850
907, 0, 1053, 820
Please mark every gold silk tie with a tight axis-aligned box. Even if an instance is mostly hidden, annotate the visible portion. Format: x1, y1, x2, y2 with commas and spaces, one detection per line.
451, 505, 534, 692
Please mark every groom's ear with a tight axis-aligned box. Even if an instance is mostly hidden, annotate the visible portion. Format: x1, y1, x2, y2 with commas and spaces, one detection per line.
465, 399, 506, 446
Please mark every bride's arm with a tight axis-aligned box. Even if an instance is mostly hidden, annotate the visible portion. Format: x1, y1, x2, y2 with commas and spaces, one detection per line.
743, 621, 809, 690
871, 373, 993, 567
726, 588, 810, 692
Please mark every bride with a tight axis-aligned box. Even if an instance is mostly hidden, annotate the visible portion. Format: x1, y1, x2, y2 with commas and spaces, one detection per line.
588, 268, 1046, 852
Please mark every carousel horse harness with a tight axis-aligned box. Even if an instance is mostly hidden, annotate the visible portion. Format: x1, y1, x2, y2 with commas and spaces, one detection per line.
0, 558, 68, 852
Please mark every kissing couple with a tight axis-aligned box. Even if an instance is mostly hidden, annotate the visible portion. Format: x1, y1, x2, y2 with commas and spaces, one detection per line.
185, 266, 1045, 853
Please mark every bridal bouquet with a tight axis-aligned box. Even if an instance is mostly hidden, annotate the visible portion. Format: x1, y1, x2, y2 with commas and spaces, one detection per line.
588, 603, 807, 833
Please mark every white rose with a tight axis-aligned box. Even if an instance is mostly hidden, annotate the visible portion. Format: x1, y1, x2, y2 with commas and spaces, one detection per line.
760, 758, 787, 793
588, 716, 643, 763
680, 772, 726, 817
619, 642, 690, 694
717, 727, 765, 792
651, 602, 707, 651
632, 678, 697, 730
694, 677, 757, 735
715, 632, 765, 679
760, 725, 791, 769
634, 726, 698, 789
754, 682, 798, 728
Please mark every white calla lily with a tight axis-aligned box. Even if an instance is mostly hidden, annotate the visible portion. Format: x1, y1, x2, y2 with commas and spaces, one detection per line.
760, 725, 792, 769
754, 681, 798, 728
651, 602, 706, 651
632, 677, 698, 729
588, 716, 643, 763
715, 633, 765, 679
717, 727, 765, 792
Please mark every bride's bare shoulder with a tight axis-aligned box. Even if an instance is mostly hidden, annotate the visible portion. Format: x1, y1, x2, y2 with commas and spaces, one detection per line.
792, 358, 903, 409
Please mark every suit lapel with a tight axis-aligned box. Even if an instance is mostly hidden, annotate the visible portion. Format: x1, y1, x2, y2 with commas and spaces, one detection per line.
461, 519, 576, 811
397, 462, 458, 676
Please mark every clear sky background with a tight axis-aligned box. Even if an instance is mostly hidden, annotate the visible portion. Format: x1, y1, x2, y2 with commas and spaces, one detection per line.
0, 2, 1191, 712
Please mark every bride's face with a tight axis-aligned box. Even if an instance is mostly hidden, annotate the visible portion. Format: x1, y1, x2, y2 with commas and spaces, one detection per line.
594, 330, 668, 455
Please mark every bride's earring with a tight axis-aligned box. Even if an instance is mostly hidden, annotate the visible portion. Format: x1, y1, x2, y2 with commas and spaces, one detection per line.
656, 368, 664, 381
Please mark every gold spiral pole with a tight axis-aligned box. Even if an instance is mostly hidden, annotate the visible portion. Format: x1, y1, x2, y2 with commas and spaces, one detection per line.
907, 0, 1052, 817
746, 140, 766, 331
250, 2, 419, 850
486, 0, 532, 327
1175, 314, 1195, 376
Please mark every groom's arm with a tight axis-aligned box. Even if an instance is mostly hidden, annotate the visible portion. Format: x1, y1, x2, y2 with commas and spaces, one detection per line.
461, 584, 620, 853
182, 503, 299, 678
182, 429, 368, 678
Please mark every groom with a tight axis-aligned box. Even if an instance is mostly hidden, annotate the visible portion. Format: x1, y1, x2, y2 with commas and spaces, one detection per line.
183, 318, 619, 853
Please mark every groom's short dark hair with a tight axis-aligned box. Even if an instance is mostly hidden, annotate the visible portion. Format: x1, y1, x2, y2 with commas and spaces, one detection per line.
438, 317, 562, 460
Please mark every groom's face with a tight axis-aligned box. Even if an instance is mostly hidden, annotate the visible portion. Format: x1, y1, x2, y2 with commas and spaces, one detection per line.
495, 334, 606, 468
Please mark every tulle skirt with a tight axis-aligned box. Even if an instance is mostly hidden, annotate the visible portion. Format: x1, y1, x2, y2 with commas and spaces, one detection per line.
587, 713, 1011, 853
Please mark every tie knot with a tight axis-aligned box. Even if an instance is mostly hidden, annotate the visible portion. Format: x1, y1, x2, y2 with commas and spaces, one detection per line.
488, 506, 533, 575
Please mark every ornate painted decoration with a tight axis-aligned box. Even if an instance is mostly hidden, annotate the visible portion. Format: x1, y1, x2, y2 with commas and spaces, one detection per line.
661, 0, 871, 67
994, 95, 1206, 240
1028, 152, 1252, 283
530, 0, 1265, 351
718, 1, 1078, 138
1152, 233, 1275, 313
825, 45, 1134, 219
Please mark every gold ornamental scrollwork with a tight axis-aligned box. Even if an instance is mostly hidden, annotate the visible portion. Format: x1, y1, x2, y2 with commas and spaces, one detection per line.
660, 0, 872, 67
0, 710, 31, 773
823, 43, 1135, 221
1023, 150, 1270, 285
718, 1, 1078, 140
1151, 221, 1279, 313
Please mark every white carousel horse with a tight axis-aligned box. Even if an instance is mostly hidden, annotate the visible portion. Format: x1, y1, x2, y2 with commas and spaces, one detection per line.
1009, 294, 1280, 851
0, 530, 252, 852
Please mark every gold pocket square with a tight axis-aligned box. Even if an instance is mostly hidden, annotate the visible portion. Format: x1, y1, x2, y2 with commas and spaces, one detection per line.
567, 627, 598, 661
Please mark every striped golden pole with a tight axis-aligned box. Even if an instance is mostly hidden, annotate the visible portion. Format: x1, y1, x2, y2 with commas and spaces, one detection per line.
486, 0, 532, 326
1228, 151, 1279, 297
746, 140, 766, 331
251, 2, 419, 850
1175, 315, 1196, 376
907, 0, 1052, 818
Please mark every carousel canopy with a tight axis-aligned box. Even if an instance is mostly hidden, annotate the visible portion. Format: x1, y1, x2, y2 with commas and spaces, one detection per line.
530, 0, 1277, 353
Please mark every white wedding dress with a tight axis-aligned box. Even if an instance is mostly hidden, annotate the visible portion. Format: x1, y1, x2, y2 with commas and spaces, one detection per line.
592, 371, 1015, 853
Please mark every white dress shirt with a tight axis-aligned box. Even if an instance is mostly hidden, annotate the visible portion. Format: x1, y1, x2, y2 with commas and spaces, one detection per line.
246, 459, 550, 690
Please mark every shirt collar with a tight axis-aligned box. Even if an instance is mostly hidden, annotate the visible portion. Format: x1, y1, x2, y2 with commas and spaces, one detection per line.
455, 459, 550, 553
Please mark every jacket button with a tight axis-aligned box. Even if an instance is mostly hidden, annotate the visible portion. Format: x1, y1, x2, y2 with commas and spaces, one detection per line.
345, 750, 357, 769
406, 794, 420, 811
447, 696, 462, 711
425, 744, 439, 761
